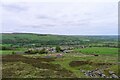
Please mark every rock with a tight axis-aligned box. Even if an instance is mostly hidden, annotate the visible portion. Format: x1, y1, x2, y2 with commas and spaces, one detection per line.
101, 74, 106, 78
106, 76, 110, 78
109, 71, 115, 75
111, 74, 119, 78
90, 73, 95, 77
95, 70, 104, 77
91, 70, 94, 73
84, 72, 89, 76
82, 69, 116, 78
86, 72, 91, 77
99, 73, 103, 77
92, 74, 96, 77
81, 70, 85, 73
109, 76, 112, 78
95, 68, 99, 71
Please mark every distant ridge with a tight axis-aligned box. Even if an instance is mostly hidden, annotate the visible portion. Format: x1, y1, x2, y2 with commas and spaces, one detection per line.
0, 33, 118, 36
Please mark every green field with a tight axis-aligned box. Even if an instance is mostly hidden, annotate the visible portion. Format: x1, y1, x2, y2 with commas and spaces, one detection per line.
1, 47, 118, 55
0, 50, 23, 55
75, 47, 118, 54
0, 48, 26, 55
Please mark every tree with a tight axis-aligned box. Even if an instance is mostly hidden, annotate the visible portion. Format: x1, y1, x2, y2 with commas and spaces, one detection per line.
56, 46, 61, 52
39, 48, 48, 54
25, 50, 37, 54
12, 51, 16, 55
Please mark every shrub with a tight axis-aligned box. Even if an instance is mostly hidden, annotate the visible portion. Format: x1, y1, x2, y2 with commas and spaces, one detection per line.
56, 46, 61, 52
12, 51, 16, 55
2, 46, 13, 50
25, 50, 37, 54
39, 48, 48, 54
25, 49, 48, 54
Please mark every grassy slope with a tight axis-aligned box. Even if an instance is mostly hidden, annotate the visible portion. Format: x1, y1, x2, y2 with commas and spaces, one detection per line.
2, 55, 76, 78
24, 53, 118, 78
52, 53, 118, 78
1, 33, 118, 44
2, 33, 79, 41
74, 47, 118, 54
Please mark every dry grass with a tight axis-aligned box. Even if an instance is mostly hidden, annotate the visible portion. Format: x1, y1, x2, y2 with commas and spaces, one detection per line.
2, 54, 76, 78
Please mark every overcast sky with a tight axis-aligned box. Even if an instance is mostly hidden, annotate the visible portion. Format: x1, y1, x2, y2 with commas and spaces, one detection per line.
1, 0, 118, 35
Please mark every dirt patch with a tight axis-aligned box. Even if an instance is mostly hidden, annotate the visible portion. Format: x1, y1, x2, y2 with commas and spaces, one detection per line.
2, 55, 59, 70
2, 55, 55, 62
69, 61, 115, 67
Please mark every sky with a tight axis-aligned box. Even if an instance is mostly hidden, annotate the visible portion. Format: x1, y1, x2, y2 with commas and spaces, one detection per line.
1, 0, 119, 35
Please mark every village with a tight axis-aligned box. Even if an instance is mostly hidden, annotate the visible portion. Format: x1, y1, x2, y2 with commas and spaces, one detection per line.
23, 45, 88, 56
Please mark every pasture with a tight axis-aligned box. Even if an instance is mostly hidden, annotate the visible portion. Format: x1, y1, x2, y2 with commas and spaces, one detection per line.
74, 47, 118, 55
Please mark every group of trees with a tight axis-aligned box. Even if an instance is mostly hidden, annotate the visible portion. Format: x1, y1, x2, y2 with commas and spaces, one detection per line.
1, 46, 15, 50
1, 33, 118, 48
56, 46, 62, 52
25, 46, 62, 54
25, 48, 48, 54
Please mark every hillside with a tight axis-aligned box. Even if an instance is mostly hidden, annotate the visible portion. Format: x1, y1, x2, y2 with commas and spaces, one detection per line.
1, 33, 118, 47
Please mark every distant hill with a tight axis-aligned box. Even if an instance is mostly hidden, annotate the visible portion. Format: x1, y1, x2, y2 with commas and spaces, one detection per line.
1, 33, 118, 46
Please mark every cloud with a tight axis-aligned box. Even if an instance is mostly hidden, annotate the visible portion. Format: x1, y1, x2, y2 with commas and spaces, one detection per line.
1, 2, 118, 35
1, 0, 119, 3
1, 3, 28, 12
37, 15, 50, 19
